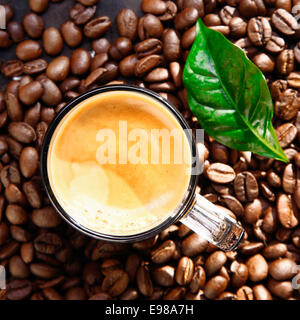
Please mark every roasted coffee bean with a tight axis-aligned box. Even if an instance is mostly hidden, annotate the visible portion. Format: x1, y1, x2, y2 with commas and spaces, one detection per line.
109, 37, 132, 61
163, 29, 181, 62
158, 1, 178, 21
6, 137, 23, 159
189, 265, 206, 293
1, 60, 23, 78
182, 234, 208, 256
276, 49, 294, 76
84, 67, 106, 87
292, 228, 300, 247
9, 255, 30, 279
46, 56, 70, 82
78, 0, 99, 5
29, 0, 49, 13
20, 242, 34, 264
70, 3, 96, 25
263, 242, 287, 260
0, 221, 9, 245
260, 181, 276, 202
149, 81, 176, 92
174, 7, 199, 30
32, 207, 61, 228
97, 61, 119, 84
84, 16, 111, 39
92, 38, 111, 54
203, 13, 221, 26
175, 257, 194, 285
30, 263, 59, 280
164, 286, 186, 300
294, 42, 300, 64
19, 147, 39, 178
40, 78, 62, 107
239, 0, 266, 18
6, 280, 32, 300
71, 49, 91, 75
101, 259, 122, 276
181, 26, 196, 49
265, 33, 285, 53
268, 278, 293, 299
234, 37, 258, 58
138, 14, 163, 40
119, 54, 138, 78
253, 284, 272, 300
287, 72, 300, 89
60, 77, 81, 93
246, 254, 268, 282
276, 123, 297, 148
6, 205, 27, 225
0, 241, 20, 260
43, 27, 63, 56
272, 8, 298, 35
61, 21, 82, 48
245, 199, 264, 224
23, 13, 44, 39
134, 38, 162, 58
135, 55, 163, 77
219, 6, 238, 25
152, 265, 175, 287
23, 180, 43, 209
205, 251, 227, 276
277, 194, 299, 228
233, 171, 258, 202
41, 107, 55, 124
7, 21, 24, 43
204, 276, 228, 299
8, 122, 36, 144
117, 9, 138, 41
207, 163, 236, 184
219, 195, 244, 217
230, 261, 248, 288
19, 81, 44, 106
1, 164, 21, 188
275, 89, 300, 121
136, 264, 154, 296
229, 17, 247, 38
24, 59, 47, 75
16, 40, 42, 62
144, 68, 170, 82
141, 0, 167, 15
0, 139, 8, 156
24, 102, 41, 127
151, 240, 176, 264
182, 0, 204, 15
282, 164, 297, 194
247, 17, 271, 46
253, 53, 275, 74
34, 233, 62, 255
0, 30, 12, 48
10, 225, 31, 242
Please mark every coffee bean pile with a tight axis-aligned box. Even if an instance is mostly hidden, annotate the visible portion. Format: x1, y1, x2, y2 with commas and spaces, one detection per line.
0, 0, 299, 300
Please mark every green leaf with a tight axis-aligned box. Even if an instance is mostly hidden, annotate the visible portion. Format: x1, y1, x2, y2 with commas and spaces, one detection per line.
183, 19, 288, 163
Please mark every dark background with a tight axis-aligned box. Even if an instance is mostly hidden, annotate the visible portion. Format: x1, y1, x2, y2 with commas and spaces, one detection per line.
0, 0, 143, 89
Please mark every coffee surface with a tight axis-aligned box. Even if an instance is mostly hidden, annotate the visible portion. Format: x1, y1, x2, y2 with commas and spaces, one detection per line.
48, 91, 191, 235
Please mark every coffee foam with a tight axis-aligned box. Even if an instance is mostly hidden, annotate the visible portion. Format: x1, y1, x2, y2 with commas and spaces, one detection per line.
47, 91, 192, 236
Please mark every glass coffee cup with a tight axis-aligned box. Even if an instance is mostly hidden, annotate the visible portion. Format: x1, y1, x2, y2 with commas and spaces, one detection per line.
41, 85, 244, 251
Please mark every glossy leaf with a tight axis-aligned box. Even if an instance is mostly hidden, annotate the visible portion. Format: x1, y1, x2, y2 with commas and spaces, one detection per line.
183, 19, 288, 163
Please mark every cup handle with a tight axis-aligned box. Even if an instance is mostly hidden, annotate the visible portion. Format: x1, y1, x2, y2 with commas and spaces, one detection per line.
181, 193, 244, 251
